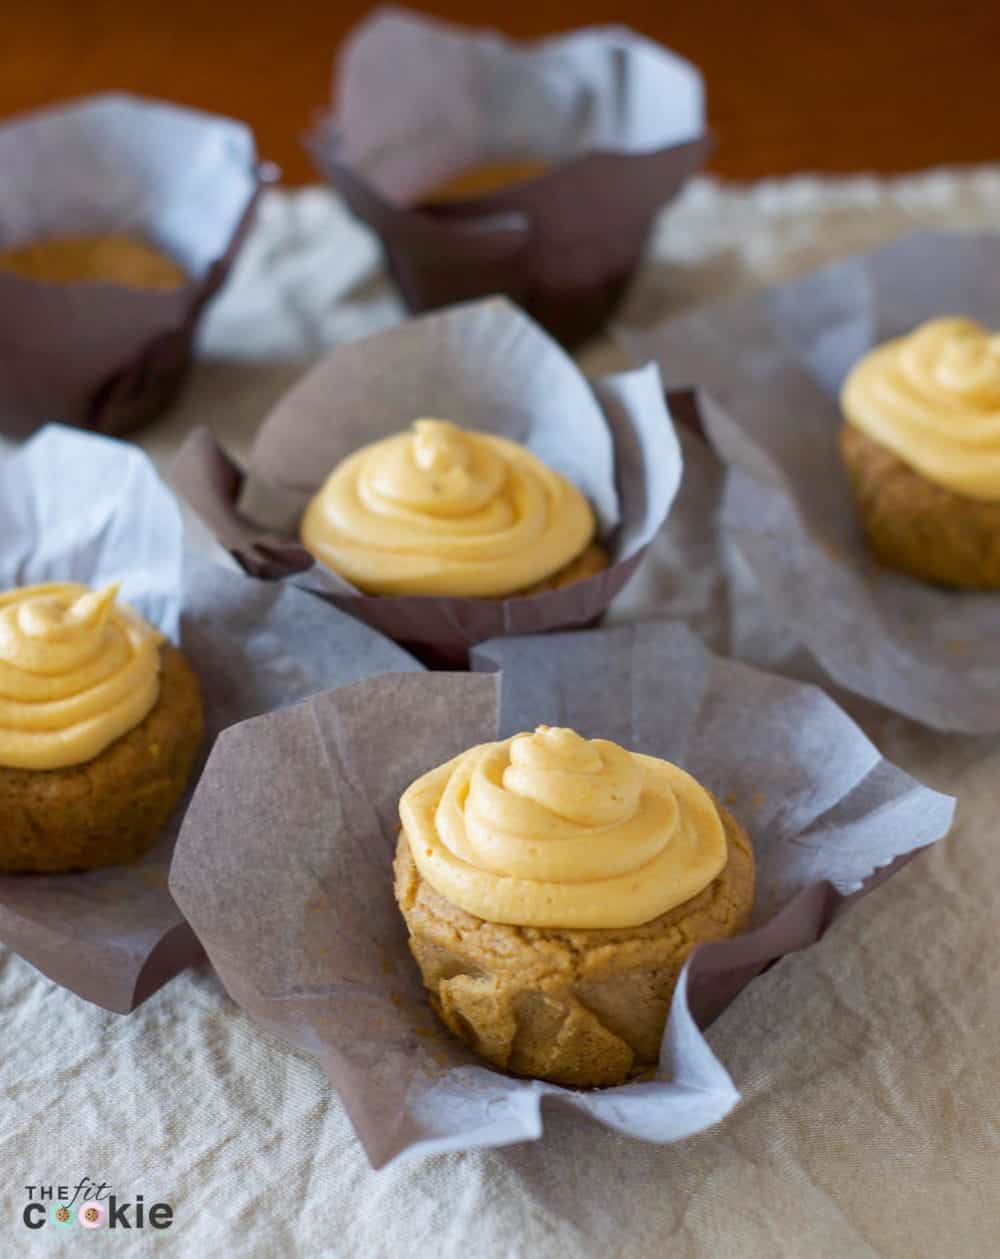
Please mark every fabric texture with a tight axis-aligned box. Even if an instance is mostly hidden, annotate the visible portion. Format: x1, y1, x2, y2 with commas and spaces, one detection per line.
3, 168, 1000, 1257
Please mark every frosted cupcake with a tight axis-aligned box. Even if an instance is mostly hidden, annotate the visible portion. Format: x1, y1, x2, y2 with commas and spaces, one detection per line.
840, 316, 1000, 588
394, 725, 754, 1086
0, 582, 203, 872
300, 418, 608, 598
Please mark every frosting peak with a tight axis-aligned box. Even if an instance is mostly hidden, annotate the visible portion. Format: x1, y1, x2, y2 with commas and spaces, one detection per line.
300, 419, 596, 597
502, 726, 641, 827
372, 419, 507, 518
841, 317, 1000, 500
12, 582, 119, 668
400, 727, 728, 928
0, 583, 163, 771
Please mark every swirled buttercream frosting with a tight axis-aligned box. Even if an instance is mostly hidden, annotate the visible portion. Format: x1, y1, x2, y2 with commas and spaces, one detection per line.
299, 419, 597, 596
0, 582, 163, 771
399, 726, 728, 928
841, 317, 1000, 500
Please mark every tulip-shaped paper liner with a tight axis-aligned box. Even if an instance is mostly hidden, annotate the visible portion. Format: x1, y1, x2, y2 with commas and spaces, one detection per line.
620, 231, 1000, 734
0, 93, 262, 437
169, 621, 953, 1167
307, 9, 708, 347
0, 426, 419, 1012
172, 297, 681, 663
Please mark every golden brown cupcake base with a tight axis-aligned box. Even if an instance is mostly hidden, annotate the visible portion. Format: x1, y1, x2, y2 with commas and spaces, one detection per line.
0, 646, 203, 873
394, 801, 754, 1088
513, 542, 610, 596
840, 423, 1000, 589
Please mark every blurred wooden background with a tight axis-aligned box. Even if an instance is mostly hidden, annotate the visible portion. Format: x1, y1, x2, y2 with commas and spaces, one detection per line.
4, 0, 999, 182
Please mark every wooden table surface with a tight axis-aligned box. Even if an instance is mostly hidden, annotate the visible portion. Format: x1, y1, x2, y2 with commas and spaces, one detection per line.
4, 1, 999, 182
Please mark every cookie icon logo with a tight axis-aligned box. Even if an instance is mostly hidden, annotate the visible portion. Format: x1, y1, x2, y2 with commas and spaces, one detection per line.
79, 1202, 106, 1229
50, 1203, 74, 1228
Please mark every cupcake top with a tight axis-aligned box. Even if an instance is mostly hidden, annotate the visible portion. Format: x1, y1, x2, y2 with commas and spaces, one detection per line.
300, 418, 596, 597
420, 158, 552, 203
0, 582, 163, 770
0, 234, 186, 289
841, 316, 1000, 500
399, 725, 728, 928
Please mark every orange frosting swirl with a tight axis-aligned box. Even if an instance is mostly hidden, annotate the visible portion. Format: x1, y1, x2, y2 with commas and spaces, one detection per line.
300, 419, 596, 596
0, 582, 163, 770
842, 317, 1000, 500
400, 726, 728, 928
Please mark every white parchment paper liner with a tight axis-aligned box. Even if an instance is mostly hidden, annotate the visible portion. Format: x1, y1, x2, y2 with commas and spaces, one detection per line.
0, 93, 261, 436
172, 297, 681, 663
170, 621, 953, 1167
620, 230, 1000, 733
0, 426, 419, 1012
307, 8, 708, 347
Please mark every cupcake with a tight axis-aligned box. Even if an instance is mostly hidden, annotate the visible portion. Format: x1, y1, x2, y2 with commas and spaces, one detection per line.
0, 581, 203, 872
0, 234, 187, 289
840, 317, 1000, 588
300, 418, 608, 598
309, 11, 707, 347
0, 93, 259, 436
394, 725, 754, 1087
174, 298, 679, 660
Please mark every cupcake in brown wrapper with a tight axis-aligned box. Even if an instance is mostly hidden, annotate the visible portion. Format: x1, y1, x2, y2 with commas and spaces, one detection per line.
0, 93, 260, 437
308, 10, 708, 348
172, 298, 681, 661
393, 722, 756, 1087
394, 785, 754, 1087
170, 630, 953, 1167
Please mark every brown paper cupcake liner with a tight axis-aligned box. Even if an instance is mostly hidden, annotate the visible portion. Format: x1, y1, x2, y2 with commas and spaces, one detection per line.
172, 297, 681, 663
170, 622, 953, 1166
620, 230, 1000, 733
0, 426, 419, 1011
0, 93, 264, 437
307, 10, 709, 347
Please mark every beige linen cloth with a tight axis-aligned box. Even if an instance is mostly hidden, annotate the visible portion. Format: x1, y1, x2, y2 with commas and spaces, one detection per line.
4, 169, 1000, 1258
